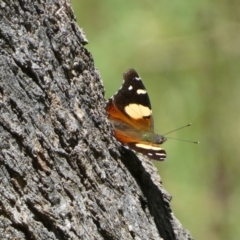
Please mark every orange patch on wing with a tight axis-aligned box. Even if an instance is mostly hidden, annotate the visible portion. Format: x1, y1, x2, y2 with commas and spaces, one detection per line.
106, 99, 151, 131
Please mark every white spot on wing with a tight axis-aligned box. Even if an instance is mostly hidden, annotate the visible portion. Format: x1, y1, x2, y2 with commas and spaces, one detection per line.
125, 104, 152, 119
137, 89, 147, 94
135, 77, 141, 81
156, 153, 166, 156
128, 85, 133, 90
135, 143, 163, 151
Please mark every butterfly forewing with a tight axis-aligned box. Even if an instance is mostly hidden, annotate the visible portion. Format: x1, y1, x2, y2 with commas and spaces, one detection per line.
112, 69, 154, 132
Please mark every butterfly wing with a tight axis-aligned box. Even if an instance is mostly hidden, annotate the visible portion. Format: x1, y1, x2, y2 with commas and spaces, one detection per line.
114, 129, 166, 161
108, 69, 154, 132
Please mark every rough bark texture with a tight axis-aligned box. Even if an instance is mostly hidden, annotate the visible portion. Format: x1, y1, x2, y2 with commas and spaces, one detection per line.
0, 0, 194, 240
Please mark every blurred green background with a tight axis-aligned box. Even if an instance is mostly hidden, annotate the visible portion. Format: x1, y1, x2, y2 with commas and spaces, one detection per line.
72, 1, 240, 239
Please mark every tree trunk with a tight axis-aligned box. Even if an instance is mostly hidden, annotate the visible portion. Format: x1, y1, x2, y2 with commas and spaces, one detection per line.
0, 1, 193, 239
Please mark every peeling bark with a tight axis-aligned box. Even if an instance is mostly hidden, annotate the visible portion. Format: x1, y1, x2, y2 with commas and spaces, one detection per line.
0, 0, 193, 239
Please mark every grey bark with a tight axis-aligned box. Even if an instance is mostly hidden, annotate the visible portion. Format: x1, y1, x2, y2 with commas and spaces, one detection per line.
0, 0, 193, 240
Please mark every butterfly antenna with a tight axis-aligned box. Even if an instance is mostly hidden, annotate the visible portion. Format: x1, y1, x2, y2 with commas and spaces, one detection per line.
162, 123, 199, 144
165, 136, 199, 144
163, 123, 192, 136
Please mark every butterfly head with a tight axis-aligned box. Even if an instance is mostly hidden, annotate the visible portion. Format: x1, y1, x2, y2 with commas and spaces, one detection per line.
142, 133, 167, 145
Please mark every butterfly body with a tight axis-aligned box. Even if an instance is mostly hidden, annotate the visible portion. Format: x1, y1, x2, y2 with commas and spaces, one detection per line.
106, 69, 167, 161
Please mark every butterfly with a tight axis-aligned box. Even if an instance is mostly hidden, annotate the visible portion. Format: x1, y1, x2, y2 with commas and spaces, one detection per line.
106, 69, 167, 161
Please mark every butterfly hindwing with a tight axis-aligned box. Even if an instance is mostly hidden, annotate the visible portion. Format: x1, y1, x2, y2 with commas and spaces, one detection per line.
114, 129, 166, 161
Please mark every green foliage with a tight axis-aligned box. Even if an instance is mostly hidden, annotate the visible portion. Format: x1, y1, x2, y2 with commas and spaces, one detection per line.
72, 1, 240, 239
